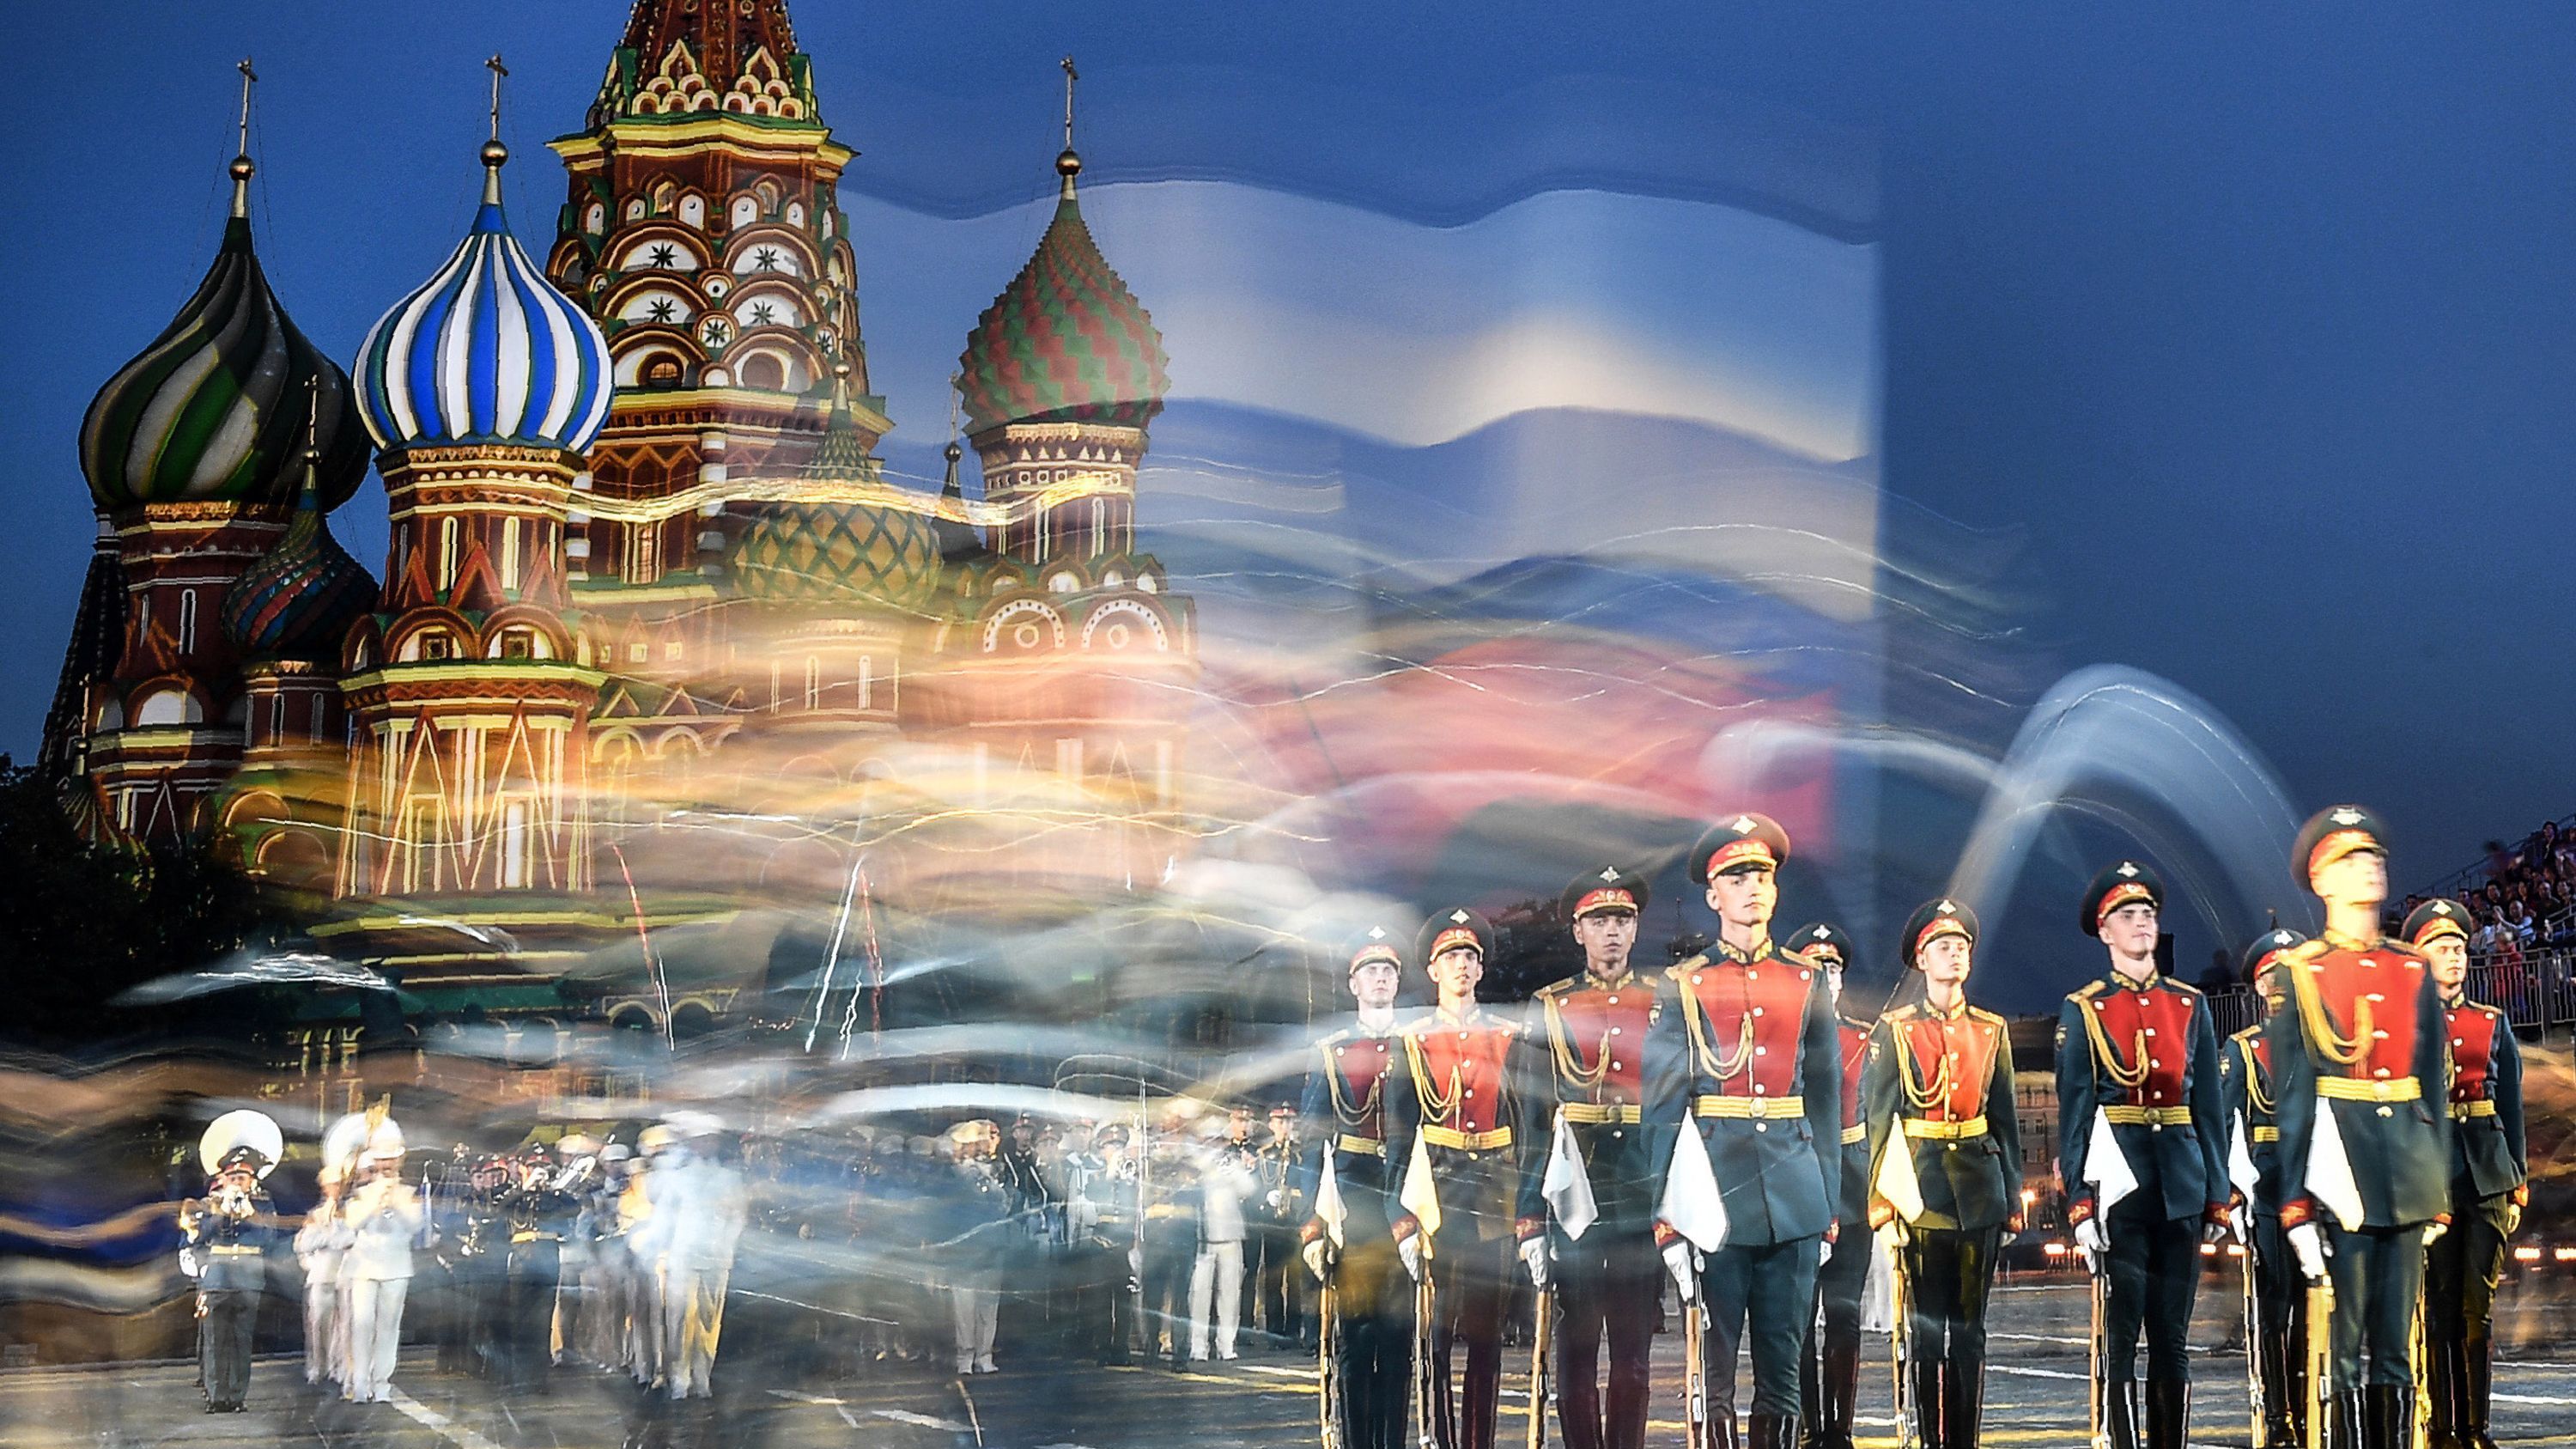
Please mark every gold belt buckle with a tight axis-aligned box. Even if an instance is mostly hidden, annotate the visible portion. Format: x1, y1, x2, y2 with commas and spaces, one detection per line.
1750, 1095, 1769, 1119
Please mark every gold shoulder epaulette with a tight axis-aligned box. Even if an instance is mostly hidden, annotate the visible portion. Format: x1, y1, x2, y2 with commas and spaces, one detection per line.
2073, 979, 2108, 1001
1968, 1006, 2006, 1026
2167, 978, 2202, 997
2229, 1020, 2264, 1044
1668, 955, 1710, 977
2287, 940, 2330, 965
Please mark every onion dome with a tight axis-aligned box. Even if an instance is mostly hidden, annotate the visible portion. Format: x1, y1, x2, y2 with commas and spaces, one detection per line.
79, 155, 368, 513
956, 150, 1169, 435
355, 143, 612, 456
223, 452, 378, 662
731, 371, 943, 612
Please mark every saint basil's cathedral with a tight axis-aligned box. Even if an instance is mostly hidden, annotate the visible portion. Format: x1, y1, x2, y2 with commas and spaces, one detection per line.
42, 2, 1197, 1018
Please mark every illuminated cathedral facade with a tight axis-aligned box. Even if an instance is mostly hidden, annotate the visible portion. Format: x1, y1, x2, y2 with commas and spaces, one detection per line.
44, 2, 1197, 998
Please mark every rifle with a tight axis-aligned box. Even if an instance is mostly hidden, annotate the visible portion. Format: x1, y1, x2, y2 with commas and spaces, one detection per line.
2305, 1278, 2334, 1449
1417, 1265, 1439, 1449
2089, 1263, 2112, 1449
2244, 1238, 2266, 1449
1319, 1272, 1341, 1449
1684, 1289, 1709, 1449
1890, 1230, 1917, 1449
1527, 1284, 1552, 1449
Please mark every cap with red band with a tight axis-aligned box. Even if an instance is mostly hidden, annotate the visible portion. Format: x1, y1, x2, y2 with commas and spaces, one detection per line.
2292, 804, 2387, 887
1561, 866, 1650, 921
1902, 898, 1979, 966
1416, 907, 1494, 965
2079, 859, 2166, 936
2402, 898, 2469, 949
1348, 924, 1403, 974
1689, 813, 1791, 885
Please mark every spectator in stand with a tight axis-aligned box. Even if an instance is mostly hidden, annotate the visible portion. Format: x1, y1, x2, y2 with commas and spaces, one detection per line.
2512, 898, 2538, 947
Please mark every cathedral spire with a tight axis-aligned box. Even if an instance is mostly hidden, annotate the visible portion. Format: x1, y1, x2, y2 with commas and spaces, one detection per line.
482, 54, 509, 206
1058, 56, 1082, 201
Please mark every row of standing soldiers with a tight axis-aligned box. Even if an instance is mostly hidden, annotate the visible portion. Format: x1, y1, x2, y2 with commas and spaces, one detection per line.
1291, 805, 2527, 1449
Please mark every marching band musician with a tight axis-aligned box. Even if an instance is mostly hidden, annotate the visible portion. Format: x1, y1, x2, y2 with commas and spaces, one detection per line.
495, 1140, 583, 1394
2266, 807, 2451, 1449
2405, 898, 2527, 1449
180, 1116, 283, 1414
1522, 866, 1667, 1449
2221, 926, 2312, 1449
1793, 922, 1871, 1449
2055, 861, 2232, 1449
1643, 816, 1843, 1449
1299, 926, 1414, 1449
1862, 899, 2022, 1449
341, 1122, 421, 1404
295, 1164, 352, 1391
1386, 906, 1537, 1449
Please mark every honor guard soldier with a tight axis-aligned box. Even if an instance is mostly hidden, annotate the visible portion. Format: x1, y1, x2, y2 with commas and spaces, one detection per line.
1792, 922, 1871, 1449
2404, 899, 2526, 1449
1300, 926, 1415, 1449
2267, 807, 2451, 1449
2056, 861, 2232, 1449
1520, 866, 1666, 1449
1387, 907, 1535, 1449
2221, 926, 2312, 1449
1643, 815, 1843, 1449
1862, 900, 2022, 1449
180, 1112, 284, 1414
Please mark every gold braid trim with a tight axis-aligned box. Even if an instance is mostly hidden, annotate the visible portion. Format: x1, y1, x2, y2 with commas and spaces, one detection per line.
1322, 1038, 1386, 1129
1896, 1015, 1955, 1113
1541, 993, 1612, 1093
2287, 949, 2370, 1068
2078, 990, 2152, 1091
1403, 1031, 1464, 1127
1680, 968, 1759, 1081
2236, 1034, 2275, 1117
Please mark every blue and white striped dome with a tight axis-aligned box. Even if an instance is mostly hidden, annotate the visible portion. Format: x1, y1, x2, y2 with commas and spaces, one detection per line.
355, 166, 612, 456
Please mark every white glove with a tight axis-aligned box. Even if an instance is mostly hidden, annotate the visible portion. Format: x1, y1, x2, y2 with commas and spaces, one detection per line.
1519, 1239, 1550, 1290
2074, 1215, 2108, 1273
2287, 1221, 2330, 1283
2423, 1221, 2448, 1246
1398, 1233, 1424, 1282
1663, 1240, 1698, 1303
2201, 1217, 2231, 1246
1303, 1239, 1330, 1283
1819, 1235, 1833, 1266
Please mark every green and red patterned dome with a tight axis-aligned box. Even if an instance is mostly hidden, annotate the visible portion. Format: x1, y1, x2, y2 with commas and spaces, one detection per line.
731, 387, 943, 612
957, 174, 1169, 435
80, 212, 368, 514
222, 465, 378, 662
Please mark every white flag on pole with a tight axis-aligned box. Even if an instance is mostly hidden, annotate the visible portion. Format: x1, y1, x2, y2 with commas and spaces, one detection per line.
2306, 1093, 2366, 1231
2084, 1107, 2141, 1212
1315, 1151, 1347, 1250
1399, 1134, 1443, 1241
1659, 1121, 1728, 1252
1542, 1110, 1600, 1241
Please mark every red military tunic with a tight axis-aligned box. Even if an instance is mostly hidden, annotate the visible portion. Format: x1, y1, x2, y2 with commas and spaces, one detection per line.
1332, 1033, 1398, 1145
1389, 1008, 1527, 1244
1672, 941, 1823, 1106
1895, 1005, 2002, 1127
2271, 933, 2450, 1233
1838, 1019, 1869, 1140
1535, 969, 1658, 1118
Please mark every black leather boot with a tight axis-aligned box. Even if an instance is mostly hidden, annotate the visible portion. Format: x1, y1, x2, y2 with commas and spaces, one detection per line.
2326, 1389, 2365, 1449
1820, 1342, 1861, 1449
2105, 1379, 2142, 1449
1750, 1412, 1797, 1449
2464, 1338, 2499, 1449
2425, 1336, 2461, 1449
2145, 1378, 2189, 1449
2363, 1385, 2407, 1449
1944, 1359, 1985, 1449
1911, 1361, 1947, 1449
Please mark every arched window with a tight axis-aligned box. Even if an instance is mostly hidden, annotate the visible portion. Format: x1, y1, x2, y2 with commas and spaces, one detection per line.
653, 180, 677, 214
624, 198, 646, 222
584, 202, 606, 234
501, 517, 522, 590
730, 195, 759, 229
804, 656, 823, 709
178, 589, 198, 653
438, 517, 460, 593
737, 352, 786, 391
679, 194, 706, 228
859, 655, 873, 709
134, 687, 200, 728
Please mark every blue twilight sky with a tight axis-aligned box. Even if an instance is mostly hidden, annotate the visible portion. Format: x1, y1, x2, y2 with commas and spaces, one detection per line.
9, 2, 2576, 922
